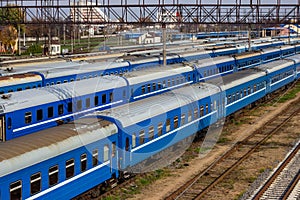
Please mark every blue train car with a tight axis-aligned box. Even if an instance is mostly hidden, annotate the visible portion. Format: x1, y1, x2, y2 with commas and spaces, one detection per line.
0, 118, 118, 200
96, 83, 221, 169
0, 76, 127, 141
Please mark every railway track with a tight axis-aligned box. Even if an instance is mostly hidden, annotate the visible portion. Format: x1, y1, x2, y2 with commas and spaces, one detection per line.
165, 98, 300, 200
250, 141, 300, 200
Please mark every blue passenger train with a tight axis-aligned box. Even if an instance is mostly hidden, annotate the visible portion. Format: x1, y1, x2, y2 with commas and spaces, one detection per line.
0, 40, 296, 94
1, 54, 300, 200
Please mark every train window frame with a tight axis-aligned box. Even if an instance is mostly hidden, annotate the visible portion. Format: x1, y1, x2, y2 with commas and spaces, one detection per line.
94, 96, 99, 106
142, 85, 146, 94
112, 142, 116, 157
17, 88, 22, 91
10, 180, 22, 200
30, 172, 41, 195
80, 154, 87, 172
181, 114, 185, 126
132, 133, 136, 148
25, 112, 32, 124
49, 165, 59, 187
58, 104, 64, 115
139, 130, 145, 144
166, 119, 171, 132
70, 78, 74, 82
64, 80, 68, 83
109, 92, 113, 102
147, 84, 151, 92
125, 137, 130, 151
172, 78, 175, 86
205, 104, 209, 114
36, 109, 43, 121
200, 106, 204, 117
77, 100, 82, 110
67, 102, 73, 113
48, 106, 54, 118
149, 126, 154, 140
194, 108, 198, 119
86, 98, 91, 108
158, 123, 163, 136
57, 81, 61, 84
102, 94, 107, 104
103, 145, 109, 162
153, 83, 156, 91
188, 111, 192, 122
65, 159, 75, 179
123, 90, 126, 98
7, 117, 12, 130
167, 79, 171, 87
92, 149, 98, 167
174, 116, 179, 129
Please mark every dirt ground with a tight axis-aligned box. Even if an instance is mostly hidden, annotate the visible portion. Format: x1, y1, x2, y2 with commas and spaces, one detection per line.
127, 91, 300, 200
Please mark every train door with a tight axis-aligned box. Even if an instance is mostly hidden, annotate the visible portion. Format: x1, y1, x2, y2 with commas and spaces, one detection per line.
0, 116, 5, 142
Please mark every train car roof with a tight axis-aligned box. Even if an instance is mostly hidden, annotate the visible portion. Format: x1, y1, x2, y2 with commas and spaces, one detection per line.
207, 69, 265, 90
287, 54, 300, 64
233, 51, 261, 59
124, 64, 193, 85
96, 82, 220, 128
254, 59, 294, 73
0, 73, 42, 87
194, 56, 234, 68
0, 76, 127, 113
0, 118, 117, 177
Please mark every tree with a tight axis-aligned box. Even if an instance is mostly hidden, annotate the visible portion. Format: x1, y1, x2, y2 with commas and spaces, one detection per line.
0, 25, 18, 53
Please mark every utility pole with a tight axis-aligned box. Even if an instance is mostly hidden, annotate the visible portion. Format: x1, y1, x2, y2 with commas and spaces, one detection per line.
248, 25, 252, 51
162, 23, 167, 67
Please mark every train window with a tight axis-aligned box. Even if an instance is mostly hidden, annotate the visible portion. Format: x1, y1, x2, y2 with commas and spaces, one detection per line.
76, 78, 80, 81
167, 79, 171, 87
77, 100, 82, 110
172, 79, 175, 86
94, 96, 99, 106
244, 88, 247, 96
232, 94, 235, 102
10, 180, 22, 200
57, 81, 61, 84
132, 133, 136, 148
166, 119, 171, 132
25, 86, 30, 90
176, 77, 180, 84
131, 88, 134, 97
86, 98, 91, 108
112, 142, 116, 157
51, 82, 54, 85
64, 80, 68, 83
181, 114, 185, 126
89, 75, 93, 78
109, 92, 113, 102
142, 85, 145, 94
158, 123, 163, 136
163, 80, 166, 87
125, 137, 130, 151
33, 86, 36, 89
236, 92, 239, 100
123, 90, 126, 98
174, 116, 178, 129
92, 149, 98, 167
102, 94, 106, 104
68, 102, 73, 113
70, 79, 74, 82
200, 106, 204, 117
8, 117, 12, 130
228, 95, 231, 104
37, 109, 43, 121
25, 112, 32, 124
153, 83, 156, 91
66, 159, 75, 179
147, 84, 151, 92
139, 130, 145, 144
181, 77, 184, 83
194, 108, 198, 119
204, 71, 207, 77
0, 91, 4, 94
48, 107, 54, 118
158, 82, 162, 89
214, 101, 217, 110
30, 172, 41, 195
188, 111, 192, 122
248, 87, 251, 95
149, 126, 154, 140
8, 89, 13, 93
58, 104, 64, 115
17, 88, 22, 91
46, 83, 50, 86
81, 154, 87, 172
188, 74, 191, 81
49, 165, 59, 187
205, 104, 209, 114
83, 76, 87, 79
103, 145, 109, 162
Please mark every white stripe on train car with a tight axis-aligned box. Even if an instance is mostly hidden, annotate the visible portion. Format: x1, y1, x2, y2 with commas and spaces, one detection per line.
26, 161, 110, 200
13, 100, 123, 133
199, 70, 234, 81
131, 110, 217, 152
270, 74, 295, 87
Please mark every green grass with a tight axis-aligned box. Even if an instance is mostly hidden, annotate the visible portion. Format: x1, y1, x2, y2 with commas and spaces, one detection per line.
275, 83, 300, 103
217, 137, 230, 144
